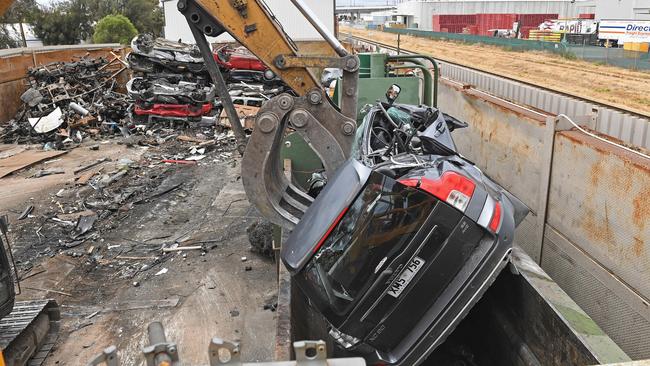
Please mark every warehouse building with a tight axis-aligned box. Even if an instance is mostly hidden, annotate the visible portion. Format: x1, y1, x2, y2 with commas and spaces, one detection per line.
394, 0, 595, 30
594, 0, 650, 20
162, 0, 335, 43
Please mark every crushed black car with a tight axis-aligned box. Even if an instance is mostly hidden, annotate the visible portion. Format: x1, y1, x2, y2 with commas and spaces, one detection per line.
128, 34, 208, 79
282, 85, 528, 365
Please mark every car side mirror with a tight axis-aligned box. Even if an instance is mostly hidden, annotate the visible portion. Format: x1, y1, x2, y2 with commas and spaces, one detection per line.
386, 84, 401, 105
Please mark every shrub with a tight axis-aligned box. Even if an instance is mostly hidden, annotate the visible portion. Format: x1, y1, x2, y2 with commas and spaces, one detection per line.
93, 14, 137, 45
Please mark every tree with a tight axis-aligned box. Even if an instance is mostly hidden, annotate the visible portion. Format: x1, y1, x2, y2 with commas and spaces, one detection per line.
0, 0, 39, 48
1, 0, 39, 23
122, 0, 163, 36
85, 0, 163, 36
32, 0, 94, 45
30, 0, 163, 46
93, 14, 138, 44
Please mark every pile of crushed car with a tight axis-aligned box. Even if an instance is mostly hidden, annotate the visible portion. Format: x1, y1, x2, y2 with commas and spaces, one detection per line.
1, 34, 291, 147
2, 55, 129, 147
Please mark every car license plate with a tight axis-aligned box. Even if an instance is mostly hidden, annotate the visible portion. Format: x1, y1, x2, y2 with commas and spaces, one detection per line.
387, 257, 425, 298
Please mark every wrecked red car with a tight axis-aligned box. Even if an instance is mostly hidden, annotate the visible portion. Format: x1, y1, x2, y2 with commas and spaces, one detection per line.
133, 102, 212, 118
213, 45, 267, 71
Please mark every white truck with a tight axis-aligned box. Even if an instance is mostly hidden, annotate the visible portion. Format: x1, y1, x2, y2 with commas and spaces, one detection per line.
598, 19, 650, 46
539, 18, 599, 35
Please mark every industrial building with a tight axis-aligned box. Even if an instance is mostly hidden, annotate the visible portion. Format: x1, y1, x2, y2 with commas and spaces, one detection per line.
162, 0, 335, 43
593, 0, 650, 20
382, 0, 649, 30
393, 0, 594, 30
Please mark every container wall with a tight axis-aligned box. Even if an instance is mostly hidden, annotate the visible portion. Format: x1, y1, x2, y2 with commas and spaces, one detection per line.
431, 12, 557, 35
437, 80, 547, 261
436, 78, 650, 359
518, 13, 558, 27
476, 13, 519, 36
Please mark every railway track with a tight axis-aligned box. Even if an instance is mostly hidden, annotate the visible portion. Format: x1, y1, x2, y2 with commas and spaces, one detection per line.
343, 33, 650, 120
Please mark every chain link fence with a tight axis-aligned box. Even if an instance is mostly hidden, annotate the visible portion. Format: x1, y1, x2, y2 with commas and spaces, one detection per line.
565, 43, 650, 70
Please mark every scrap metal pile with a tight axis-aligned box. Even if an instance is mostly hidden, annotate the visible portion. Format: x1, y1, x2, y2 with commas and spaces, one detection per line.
1, 55, 129, 146
1, 34, 293, 147
128, 34, 290, 124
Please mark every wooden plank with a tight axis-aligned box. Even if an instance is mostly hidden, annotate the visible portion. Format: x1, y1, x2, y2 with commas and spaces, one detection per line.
0, 79, 28, 123
218, 104, 259, 130
0, 149, 67, 178
0, 145, 27, 159
75, 167, 102, 185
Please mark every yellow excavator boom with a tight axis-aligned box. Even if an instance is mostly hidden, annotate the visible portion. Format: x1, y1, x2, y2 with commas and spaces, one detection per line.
190, 0, 321, 95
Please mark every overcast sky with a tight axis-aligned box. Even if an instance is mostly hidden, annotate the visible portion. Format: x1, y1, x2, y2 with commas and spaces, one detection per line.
336, 0, 398, 5
33, 0, 400, 7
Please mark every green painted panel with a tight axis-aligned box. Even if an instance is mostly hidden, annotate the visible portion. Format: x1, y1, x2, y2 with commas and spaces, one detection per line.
356, 77, 420, 122
280, 132, 324, 190
358, 53, 388, 78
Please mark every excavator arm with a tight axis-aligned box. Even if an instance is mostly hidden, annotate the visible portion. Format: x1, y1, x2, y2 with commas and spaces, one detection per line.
183, 0, 320, 94
178, 0, 360, 228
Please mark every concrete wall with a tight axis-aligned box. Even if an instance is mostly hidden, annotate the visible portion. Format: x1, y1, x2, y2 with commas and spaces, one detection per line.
163, 0, 335, 43
595, 0, 650, 20
437, 78, 650, 359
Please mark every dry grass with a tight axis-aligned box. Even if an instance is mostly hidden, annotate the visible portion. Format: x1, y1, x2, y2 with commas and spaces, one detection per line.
342, 26, 650, 116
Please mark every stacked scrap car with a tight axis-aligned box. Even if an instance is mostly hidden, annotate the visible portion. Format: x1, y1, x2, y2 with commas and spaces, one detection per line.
128, 34, 208, 79
127, 77, 216, 120
127, 34, 217, 122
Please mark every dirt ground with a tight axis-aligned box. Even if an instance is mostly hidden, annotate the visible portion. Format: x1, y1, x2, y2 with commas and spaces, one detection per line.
1, 138, 278, 365
341, 26, 650, 116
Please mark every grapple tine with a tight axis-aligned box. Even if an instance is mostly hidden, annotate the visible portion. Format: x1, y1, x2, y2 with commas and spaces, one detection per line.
241, 91, 356, 229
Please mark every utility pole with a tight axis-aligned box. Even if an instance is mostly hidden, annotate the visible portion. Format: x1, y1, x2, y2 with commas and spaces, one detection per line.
397, 33, 401, 54
19, 21, 27, 48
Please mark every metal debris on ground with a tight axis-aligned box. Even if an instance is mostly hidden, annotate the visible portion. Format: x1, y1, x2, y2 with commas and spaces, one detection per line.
1, 34, 289, 154
1, 34, 270, 306
247, 220, 275, 258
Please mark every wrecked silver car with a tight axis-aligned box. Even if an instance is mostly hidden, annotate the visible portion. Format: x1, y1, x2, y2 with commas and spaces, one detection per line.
282, 86, 529, 365
126, 77, 216, 105
127, 34, 208, 77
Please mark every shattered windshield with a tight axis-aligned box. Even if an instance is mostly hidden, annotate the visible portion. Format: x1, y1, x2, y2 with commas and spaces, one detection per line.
303, 171, 436, 315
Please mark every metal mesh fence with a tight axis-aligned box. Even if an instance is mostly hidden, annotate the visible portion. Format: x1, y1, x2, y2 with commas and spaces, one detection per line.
565, 43, 650, 70
383, 27, 571, 54
382, 27, 650, 71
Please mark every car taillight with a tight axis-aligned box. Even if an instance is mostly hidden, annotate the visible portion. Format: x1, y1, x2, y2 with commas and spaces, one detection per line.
313, 207, 349, 253
477, 195, 502, 234
399, 172, 475, 212
488, 201, 502, 233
